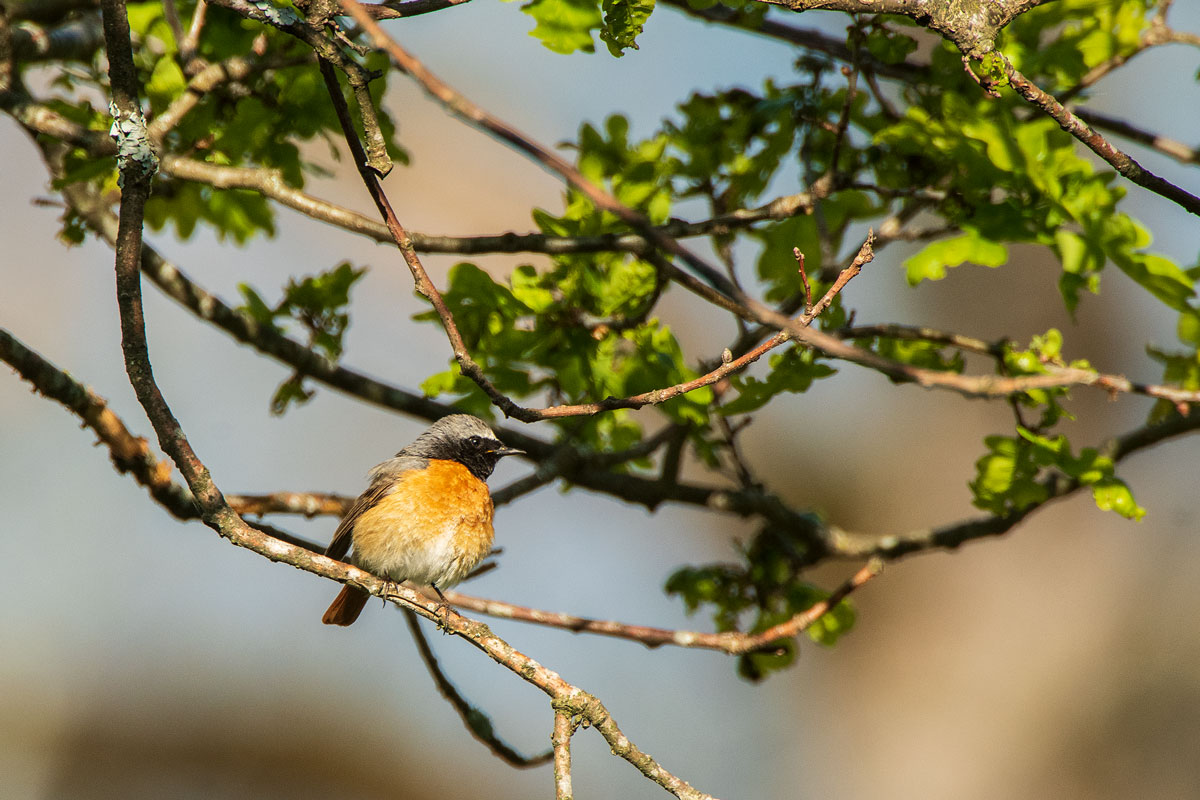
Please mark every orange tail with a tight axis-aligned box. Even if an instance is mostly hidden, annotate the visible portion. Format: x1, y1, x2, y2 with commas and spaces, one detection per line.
322, 585, 370, 626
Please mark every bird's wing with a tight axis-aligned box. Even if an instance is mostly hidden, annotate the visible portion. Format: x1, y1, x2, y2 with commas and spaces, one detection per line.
324, 455, 428, 561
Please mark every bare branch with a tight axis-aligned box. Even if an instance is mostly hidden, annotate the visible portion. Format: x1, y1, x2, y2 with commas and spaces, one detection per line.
441, 559, 880, 656
1074, 107, 1199, 165
11, 9, 105, 63
0, 326, 196, 518
369, 0, 473, 19
404, 610, 553, 768
318, 55, 528, 419
225, 491, 350, 518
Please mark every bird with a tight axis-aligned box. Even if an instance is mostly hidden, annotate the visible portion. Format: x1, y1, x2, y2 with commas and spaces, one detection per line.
321, 414, 523, 626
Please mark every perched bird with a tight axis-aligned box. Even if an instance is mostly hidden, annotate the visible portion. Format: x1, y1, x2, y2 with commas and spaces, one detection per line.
322, 414, 523, 626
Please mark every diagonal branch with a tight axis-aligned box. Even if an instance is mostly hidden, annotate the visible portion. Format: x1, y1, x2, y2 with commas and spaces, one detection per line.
440, 558, 881, 655
1001, 54, 1200, 217
317, 55, 525, 418
0, 326, 196, 518
1074, 107, 1199, 165
404, 610, 553, 768
523, 235, 874, 418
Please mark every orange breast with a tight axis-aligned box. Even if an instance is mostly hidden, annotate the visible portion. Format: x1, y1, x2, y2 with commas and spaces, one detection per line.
350, 459, 495, 588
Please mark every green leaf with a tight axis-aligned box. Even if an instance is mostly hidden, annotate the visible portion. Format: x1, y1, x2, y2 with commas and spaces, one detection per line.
805, 596, 856, 647
1111, 252, 1195, 312
905, 231, 1008, 285
270, 373, 314, 415
509, 265, 555, 312
522, 0, 602, 54
1178, 310, 1200, 347
236, 284, 278, 328
722, 347, 836, 415
238, 262, 365, 391
969, 435, 1048, 514
600, 0, 655, 56
864, 27, 918, 65
145, 56, 186, 109
1092, 479, 1146, 521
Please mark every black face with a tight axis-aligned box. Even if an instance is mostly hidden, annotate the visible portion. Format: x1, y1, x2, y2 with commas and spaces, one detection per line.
401, 414, 523, 481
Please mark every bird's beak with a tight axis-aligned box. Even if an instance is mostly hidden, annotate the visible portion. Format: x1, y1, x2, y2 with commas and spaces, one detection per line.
492, 446, 524, 458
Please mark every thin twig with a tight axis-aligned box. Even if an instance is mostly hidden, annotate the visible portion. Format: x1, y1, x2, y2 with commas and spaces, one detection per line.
226, 491, 350, 517
523, 234, 874, 418
442, 559, 881, 656
318, 56, 526, 417
404, 610, 554, 768
794, 248, 812, 314
1074, 107, 1198, 164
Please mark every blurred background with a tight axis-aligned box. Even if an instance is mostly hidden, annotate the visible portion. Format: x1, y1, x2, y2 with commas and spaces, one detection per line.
3, 3, 1200, 798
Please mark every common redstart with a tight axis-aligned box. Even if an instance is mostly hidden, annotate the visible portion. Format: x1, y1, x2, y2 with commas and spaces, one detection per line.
322, 414, 523, 626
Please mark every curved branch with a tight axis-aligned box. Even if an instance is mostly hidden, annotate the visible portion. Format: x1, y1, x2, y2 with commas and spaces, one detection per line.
441, 559, 881, 656
404, 610, 553, 768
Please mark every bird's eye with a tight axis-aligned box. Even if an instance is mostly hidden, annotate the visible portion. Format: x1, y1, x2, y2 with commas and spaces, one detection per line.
468, 435, 483, 448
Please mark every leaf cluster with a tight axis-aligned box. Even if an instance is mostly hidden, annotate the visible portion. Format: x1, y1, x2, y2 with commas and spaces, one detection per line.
238, 262, 366, 413
667, 520, 856, 682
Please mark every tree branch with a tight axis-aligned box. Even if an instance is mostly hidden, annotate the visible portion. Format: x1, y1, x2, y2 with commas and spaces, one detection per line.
318, 55, 525, 418
11, 9, 105, 63
404, 610, 553, 768
1001, 54, 1200, 217
1074, 107, 1199, 165
551, 708, 575, 800
0, 326, 196, 518
661, 0, 926, 81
